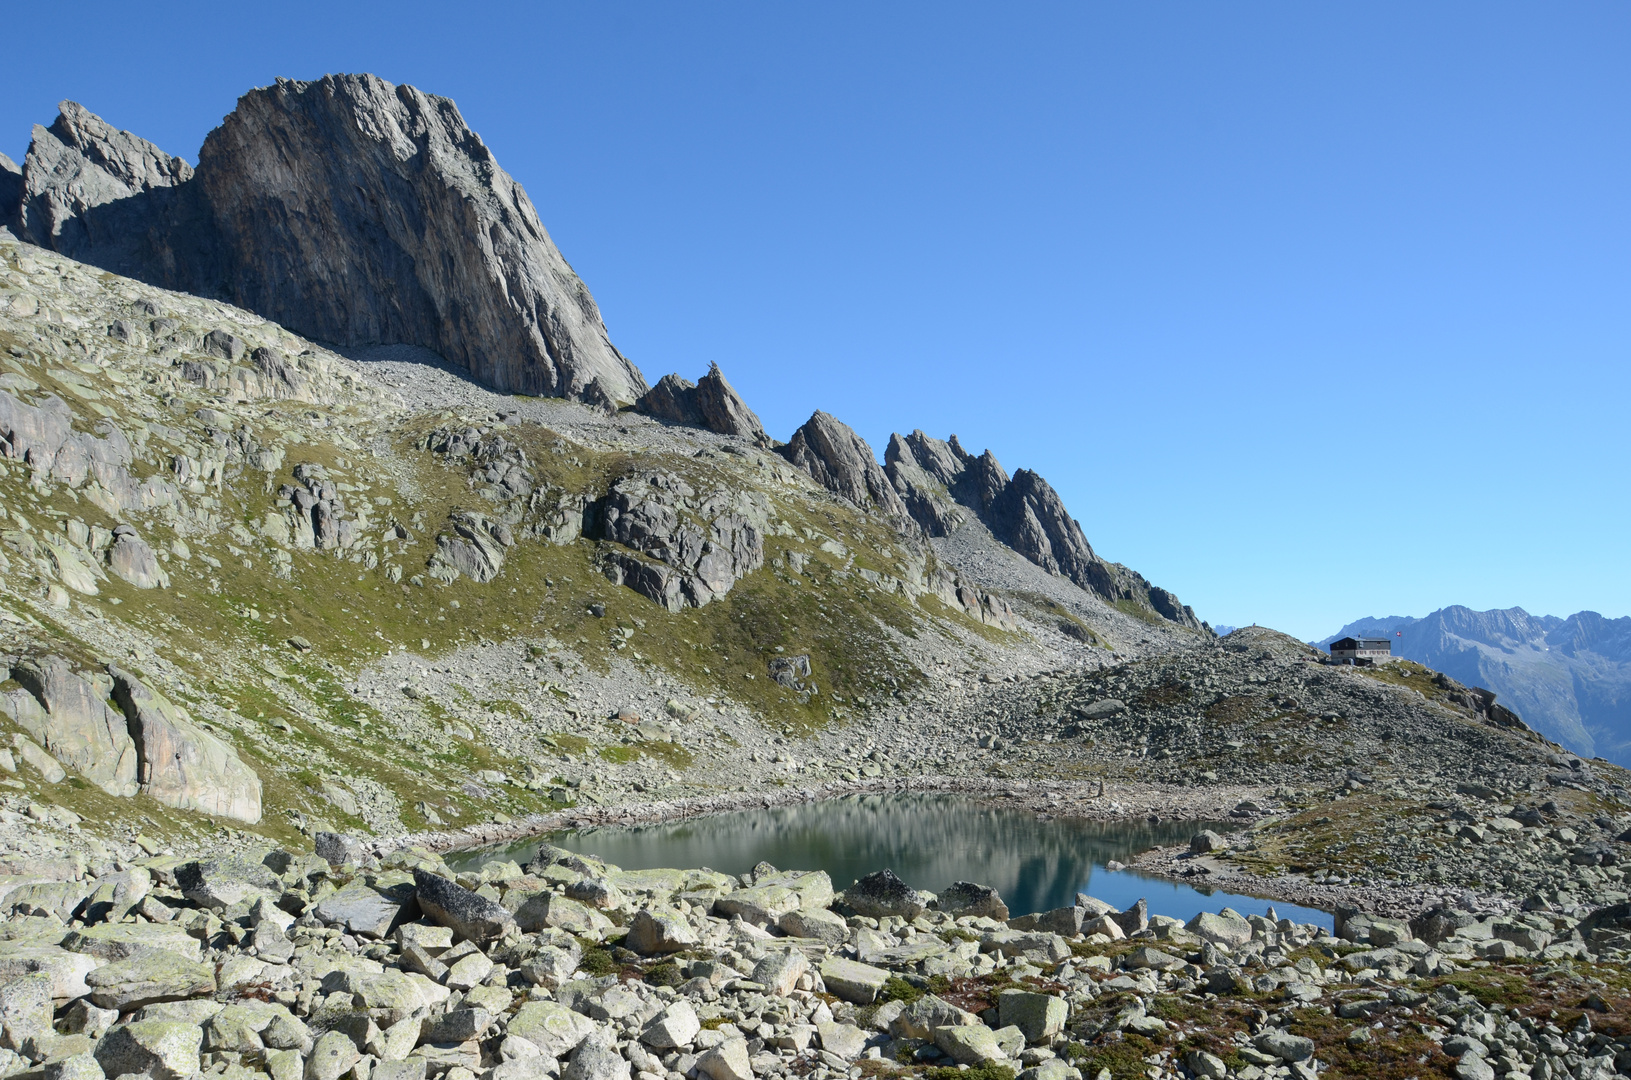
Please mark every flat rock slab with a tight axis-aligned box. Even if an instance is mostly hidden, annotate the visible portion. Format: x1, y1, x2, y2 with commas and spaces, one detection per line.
85, 951, 217, 1011
314, 880, 414, 939
0, 944, 98, 1000
818, 957, 889, 1004
62, 922, 204, 963
508, 1000, 600, 1058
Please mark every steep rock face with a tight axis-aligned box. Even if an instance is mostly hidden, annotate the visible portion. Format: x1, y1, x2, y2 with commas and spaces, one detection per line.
3, 657, 138, 798
881, 433, 966, 536
195, 75, 646, 402
1320, 606, 1631, 766
778, 412, 906, 518
9, 81, 647, 404
636, 364, 767, 444
885, 431, 1202, 630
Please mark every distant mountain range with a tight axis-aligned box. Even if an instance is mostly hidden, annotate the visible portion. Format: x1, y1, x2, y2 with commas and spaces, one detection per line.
1317, 607, 1631, 766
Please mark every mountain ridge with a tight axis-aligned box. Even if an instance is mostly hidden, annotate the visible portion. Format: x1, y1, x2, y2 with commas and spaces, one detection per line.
1318, 604, 1631, 765
2, 77, 1202, 632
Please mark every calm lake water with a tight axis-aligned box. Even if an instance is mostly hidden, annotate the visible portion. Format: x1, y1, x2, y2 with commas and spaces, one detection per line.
451, 794, 1331, 930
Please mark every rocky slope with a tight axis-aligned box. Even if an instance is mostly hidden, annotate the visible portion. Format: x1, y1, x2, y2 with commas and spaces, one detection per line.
6, 830, 1631, 1080
1319, 607, 1631, 767
0, 231, 1203, 862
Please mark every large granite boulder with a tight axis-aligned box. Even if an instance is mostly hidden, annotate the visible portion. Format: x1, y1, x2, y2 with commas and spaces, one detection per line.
106, 525, 169, 589
413, 869, 517, 943
778, 411, 906, 517
5, 656, 138, 797
836, 869, 925, 920
934, 881, 1009, 921
13, 81, 649, 404
109, 666, 263, 823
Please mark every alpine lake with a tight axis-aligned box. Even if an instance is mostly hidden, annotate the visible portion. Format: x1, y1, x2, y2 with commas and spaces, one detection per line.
449, 794, 1331, 930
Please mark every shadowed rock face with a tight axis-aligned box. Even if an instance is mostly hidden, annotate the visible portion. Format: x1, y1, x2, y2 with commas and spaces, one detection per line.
0, 154, 25, 232
194, 75, 646, 402
885, 430, 1204, 630
15, 102, 193, 254
8, 79, 648, 405
778, 412, 906, 518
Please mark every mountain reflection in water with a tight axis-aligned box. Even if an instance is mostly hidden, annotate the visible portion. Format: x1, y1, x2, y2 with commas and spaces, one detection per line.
452, 794, 1331, 929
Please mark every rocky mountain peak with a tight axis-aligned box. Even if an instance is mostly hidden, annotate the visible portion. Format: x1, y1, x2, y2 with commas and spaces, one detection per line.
636, 362, 767, 444
5, 77, 647, 405
778, 411, 907, 518
196, 73, 647, 402
14, 101, 193, 253
886, 431, 1203, 631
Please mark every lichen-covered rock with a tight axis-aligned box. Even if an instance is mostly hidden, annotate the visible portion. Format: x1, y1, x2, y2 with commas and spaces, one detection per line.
562, 1030, 631, 1080
0, 970, 52, 1050
934, 881, 1009, 921
837, 869, 925, 920
4, 656, 137, 797
84, 951, 217, 1011
625, 908, 697, 954
94, 1020, 202, 1080
173, 853, 280, 910
313, 879, 415, 939
507, 1000, 599, 1058
413, 869, 517, 943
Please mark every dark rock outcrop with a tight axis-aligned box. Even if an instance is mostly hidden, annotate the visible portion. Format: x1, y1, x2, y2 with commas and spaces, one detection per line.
9, 80, 648, 404
886, 430, 1203, 629
636, 364, 767, 444
412, 868, 517, 943
837, 869, 926, 920
778, 412, 906, 518
0, 154, 21, 228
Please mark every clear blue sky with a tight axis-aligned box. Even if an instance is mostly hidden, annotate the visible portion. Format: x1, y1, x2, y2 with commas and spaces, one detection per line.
4, 3, 1627, 641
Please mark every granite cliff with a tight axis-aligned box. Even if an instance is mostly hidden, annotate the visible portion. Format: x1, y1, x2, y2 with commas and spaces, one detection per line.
11, 77, 647, 403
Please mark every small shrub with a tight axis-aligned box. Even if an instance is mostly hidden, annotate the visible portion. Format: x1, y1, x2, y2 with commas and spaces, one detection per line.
578, 948, 617, 977
924, 1064, 1014, 1080
879, 976, 924, 1005
644, 961, 683, 988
